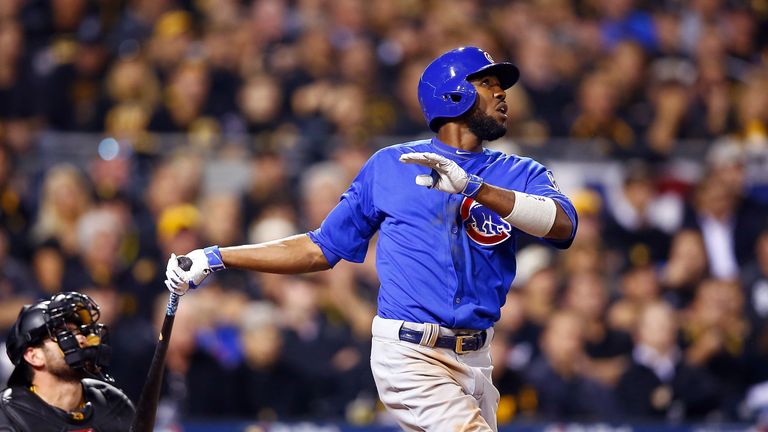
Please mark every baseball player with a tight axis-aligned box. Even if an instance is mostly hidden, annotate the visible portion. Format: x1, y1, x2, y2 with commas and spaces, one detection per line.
165, 46, 577, 431
0, 291, 135, 431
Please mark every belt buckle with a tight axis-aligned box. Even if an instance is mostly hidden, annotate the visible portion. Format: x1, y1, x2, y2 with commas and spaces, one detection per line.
454, 335, 471, 354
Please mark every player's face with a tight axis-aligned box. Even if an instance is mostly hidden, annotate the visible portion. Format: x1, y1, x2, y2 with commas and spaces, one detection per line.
467, 75, 508, 141
41, 339, 85, 383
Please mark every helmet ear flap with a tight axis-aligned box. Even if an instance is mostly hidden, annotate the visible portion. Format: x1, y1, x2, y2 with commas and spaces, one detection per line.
426, 81, 477, 130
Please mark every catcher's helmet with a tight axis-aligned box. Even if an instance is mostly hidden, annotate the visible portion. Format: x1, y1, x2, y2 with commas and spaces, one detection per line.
5, 291, 112, 386
418, 46, 520, 132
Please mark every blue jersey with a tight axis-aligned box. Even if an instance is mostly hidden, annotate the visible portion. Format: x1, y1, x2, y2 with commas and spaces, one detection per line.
308, 138, 578, 330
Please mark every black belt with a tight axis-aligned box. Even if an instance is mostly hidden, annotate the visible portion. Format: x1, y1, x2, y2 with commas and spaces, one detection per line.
398, 328, 487, 354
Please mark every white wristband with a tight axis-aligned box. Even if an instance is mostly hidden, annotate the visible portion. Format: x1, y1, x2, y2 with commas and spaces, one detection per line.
503, 191, 557, 237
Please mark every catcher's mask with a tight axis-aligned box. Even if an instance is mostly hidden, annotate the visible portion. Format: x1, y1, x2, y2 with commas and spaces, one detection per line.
5, 291, 113, 386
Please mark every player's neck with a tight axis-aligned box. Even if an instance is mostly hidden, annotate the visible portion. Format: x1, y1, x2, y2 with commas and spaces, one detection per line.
30, 375, 84, 412
436, 124, 483, 153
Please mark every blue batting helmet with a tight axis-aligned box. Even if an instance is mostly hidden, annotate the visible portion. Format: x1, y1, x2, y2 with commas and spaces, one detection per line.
418, 46, 520, 132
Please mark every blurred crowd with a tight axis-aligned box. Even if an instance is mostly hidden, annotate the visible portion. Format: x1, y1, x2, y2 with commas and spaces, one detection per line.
1, 0, 768, 427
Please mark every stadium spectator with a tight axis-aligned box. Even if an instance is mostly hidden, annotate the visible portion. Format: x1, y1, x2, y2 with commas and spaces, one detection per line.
683, 172, 740, 279
0, 18, 38, 155
659, 229, 710, 308
0, 147, 30, 260
615, 301, 721, 420
29, 239, 65, 296
569, 72, 636, 157
298, 161, 348, 230
43, 16, 111, 132
149, 60, 212, 133
743, 231, 768, 423
199, 193, 243, 248
603, 159, 681, 268
562, 271, 632, 387
146, 10, 195, 79
236, 74, 285, 135
274, 275, 363, 418
681, 279, 748, 415
514, 25, 573, 136
644, 58, 696, 156
0, 229, 36, 330
525, 310, 617, 421
605, 41, 648, 133
31, 164, 92, 256
597, 0, 657, 52
705, 139, 768, 266
234, 301, 296, 419
491, 291, 538, 424
683, 166, 767, 279
608, 263, 662, 333
688, 51, 733, 140
104, 54, 161, 115
61, 206, 126, 290
743, 230, 768, 340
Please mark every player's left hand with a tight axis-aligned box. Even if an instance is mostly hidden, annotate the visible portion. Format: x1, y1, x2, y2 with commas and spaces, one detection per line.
164, 246, 225, 295
399, 152, 483, 197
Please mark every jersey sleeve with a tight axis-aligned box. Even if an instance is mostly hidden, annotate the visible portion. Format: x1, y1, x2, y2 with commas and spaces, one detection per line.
523, 159, 578, 249
308, 154, 384, 266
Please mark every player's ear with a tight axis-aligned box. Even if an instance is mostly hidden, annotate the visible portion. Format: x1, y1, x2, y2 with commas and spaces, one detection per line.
23, 346, 45, 368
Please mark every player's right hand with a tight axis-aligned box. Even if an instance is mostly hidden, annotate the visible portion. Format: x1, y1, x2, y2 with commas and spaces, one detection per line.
164, 246, 226, 295
399, 152, 484, 197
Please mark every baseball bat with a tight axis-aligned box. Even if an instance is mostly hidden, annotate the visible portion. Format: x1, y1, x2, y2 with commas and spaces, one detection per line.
129, 256, 192, 432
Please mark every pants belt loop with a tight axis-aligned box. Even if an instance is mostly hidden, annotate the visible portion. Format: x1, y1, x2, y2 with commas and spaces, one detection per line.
419, 323, 440, 348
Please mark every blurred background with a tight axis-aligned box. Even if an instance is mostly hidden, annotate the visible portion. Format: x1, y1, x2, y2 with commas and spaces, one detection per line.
0, 0, 767, 430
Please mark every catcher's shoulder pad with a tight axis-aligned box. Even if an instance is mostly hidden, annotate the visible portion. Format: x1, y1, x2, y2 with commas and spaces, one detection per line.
83, 378, 134, 408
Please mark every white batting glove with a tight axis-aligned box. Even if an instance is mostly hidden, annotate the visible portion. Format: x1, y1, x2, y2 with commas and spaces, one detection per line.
164, 246, 226, 296
399, 152, 483, 197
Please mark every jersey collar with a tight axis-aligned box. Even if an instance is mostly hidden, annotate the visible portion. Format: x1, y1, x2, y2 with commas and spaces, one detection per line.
429, 138, 487, 160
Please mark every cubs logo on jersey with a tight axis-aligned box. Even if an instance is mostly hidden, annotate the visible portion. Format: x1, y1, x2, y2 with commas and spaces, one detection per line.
460, 197, 512, 246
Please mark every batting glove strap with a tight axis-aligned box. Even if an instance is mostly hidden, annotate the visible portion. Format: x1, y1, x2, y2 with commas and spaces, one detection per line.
204, 246, 226, 272
461, 174, 484, 198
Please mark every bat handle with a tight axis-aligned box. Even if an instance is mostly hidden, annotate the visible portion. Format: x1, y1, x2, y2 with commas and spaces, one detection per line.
165, 256, 192, 316
165, 293, 180, 316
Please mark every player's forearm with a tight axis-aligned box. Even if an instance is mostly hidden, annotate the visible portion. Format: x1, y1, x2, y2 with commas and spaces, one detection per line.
220, 234, 331, 273
474, 183, 573, 240
546, 205, 574, 240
